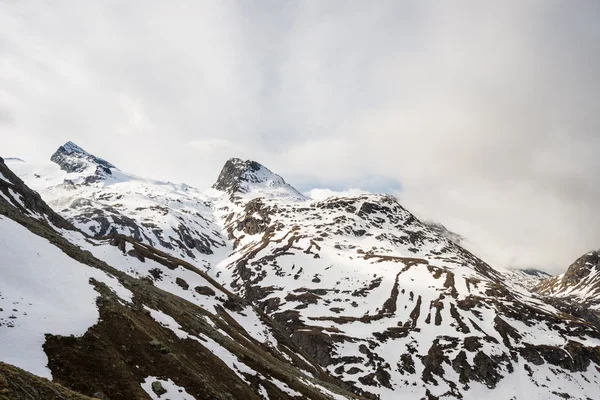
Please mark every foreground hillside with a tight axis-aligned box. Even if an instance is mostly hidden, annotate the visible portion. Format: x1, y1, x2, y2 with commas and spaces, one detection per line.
3, 142, 600, 400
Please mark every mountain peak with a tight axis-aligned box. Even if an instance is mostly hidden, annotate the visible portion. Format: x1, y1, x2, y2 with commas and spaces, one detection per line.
50, 142, 116, 175
212, 158, 306, 200
533, 250, 600, 300
562, 250, 600, 285
61, 141, 88, 155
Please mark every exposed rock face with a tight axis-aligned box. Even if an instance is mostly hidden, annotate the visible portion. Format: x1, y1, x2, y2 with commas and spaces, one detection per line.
534, 250, 600, 301
50, 141, 115, 174
212, 158, 264, 194
533, 250, 600, 332
212, 157, 307, 200
563, 251, 599, 285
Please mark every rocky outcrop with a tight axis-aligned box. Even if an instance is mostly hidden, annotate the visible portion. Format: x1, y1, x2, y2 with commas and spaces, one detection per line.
563, 251, 599, 285
212, 158, 264, 194
534, 250, 600, 307
50, 141, 115, 174
212, 157, 306, 200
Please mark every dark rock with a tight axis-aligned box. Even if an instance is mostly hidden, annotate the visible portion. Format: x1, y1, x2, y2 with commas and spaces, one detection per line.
519, 344, 545, 366
291, 329, 335, 366
50, 141, 115, 175
151, 381, 167, 396
563, 251, 599, 285
148, 268, 163, 281
194, 286, 216, 296
175, 277, 189, 290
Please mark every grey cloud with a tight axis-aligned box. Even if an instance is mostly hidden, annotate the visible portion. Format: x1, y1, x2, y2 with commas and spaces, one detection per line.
0, 108, 14, 126
1, 1, 599, 272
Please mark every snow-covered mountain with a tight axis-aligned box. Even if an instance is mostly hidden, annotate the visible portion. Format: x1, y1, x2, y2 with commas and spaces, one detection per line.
9, 145, 227, 267
0, 154, 357, 400
3, 142, 600, 400
534, 251, 600, 302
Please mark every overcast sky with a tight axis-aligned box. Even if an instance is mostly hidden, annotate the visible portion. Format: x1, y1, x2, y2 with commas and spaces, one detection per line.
2, 1, 599, 273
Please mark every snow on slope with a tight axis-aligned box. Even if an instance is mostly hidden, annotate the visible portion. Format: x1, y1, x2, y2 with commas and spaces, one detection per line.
214, 192, 600, 399
1, 156, 360, 400
7, 146, 600, 400
7, 147, 228, 267
141, 377, 196, 400
0, 216, 131, 378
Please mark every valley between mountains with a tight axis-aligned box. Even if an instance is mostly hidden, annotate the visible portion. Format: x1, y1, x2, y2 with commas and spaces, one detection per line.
1, 142, 600, 400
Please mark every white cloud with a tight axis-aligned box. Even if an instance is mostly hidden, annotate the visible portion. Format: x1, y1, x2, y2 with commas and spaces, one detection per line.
1, 1, 599, 273
115, 94, 151, 136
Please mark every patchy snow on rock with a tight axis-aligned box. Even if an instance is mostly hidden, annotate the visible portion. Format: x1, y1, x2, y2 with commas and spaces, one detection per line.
141, 376, 195, 400
229, 306, 278, 348
0, 172, 10, 184
144, 306, 190, 340
143, 305, 258, 383
271, 378, 303, 397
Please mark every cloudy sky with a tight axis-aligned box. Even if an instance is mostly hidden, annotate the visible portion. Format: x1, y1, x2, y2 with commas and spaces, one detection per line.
2, 1, 599, 273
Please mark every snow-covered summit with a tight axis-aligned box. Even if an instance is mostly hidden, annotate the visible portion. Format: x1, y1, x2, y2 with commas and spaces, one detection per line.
212, 157, 307, 201
50, 141, 116, 180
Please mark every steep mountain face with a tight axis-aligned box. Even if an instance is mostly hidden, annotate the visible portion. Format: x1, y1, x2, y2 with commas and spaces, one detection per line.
5, 143, 600, 400
534, 251, 600, 302
0, 156, 359, 400
51, 141, 115, 172
532, 251, 600, 331
212, 157, 308, 201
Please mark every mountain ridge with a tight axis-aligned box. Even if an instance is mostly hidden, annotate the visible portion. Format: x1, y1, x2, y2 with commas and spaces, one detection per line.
3, 142, 600, 400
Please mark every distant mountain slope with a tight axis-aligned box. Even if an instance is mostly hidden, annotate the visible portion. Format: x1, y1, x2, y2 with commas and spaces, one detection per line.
534, 251, 600, 303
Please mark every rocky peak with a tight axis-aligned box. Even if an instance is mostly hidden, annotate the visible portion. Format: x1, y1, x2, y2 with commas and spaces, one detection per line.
533, 250, 600, 304
563, 251, 600, 285
50, 141, 115, 174
212, 158, 306, 200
